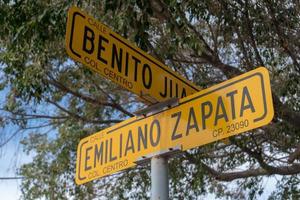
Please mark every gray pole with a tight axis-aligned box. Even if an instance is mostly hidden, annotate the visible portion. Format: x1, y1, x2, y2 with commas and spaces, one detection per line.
135, 98, 178, 200
151, 156, 169, 200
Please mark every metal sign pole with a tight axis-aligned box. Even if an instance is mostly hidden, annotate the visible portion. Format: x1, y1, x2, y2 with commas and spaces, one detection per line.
135, 98, 178, 200
151, 156, 169, 200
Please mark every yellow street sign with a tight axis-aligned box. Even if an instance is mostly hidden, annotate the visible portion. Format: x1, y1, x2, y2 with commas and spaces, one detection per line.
76, 67, 274, 185
65, 7, 200, 103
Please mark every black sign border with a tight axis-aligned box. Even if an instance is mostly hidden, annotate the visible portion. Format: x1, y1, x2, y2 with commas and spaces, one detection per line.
76, 70, 269, 183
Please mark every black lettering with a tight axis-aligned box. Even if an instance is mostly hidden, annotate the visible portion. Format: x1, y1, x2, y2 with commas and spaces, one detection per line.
214, 96, 229, 126
82, 26, 95, 54
170, 79, 173, 97
138, 124, 147, 151
160, 77, 167, 97
226, 90, 238, 120
124, 130, 135, 156
111, 44, 123, 73
85, 146, 92, 171
142, 64, 152, 89
97, 35, 108, 64
150, 119, 161, 147
105, 139, 108, 164
125, 52, 129, 76
181, 88, 187, 98
186, 107, 199, 135
94, 142, 104, 167
201, 101, 213, 130
119, 134, 123, 158
109, 138, 117, 162
132, 56, 141, 82
240, 86, 255, 117
171, 111, 182, 140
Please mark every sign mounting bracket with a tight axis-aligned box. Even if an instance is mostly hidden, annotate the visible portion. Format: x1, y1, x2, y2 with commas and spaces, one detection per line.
134, 97, 179, 117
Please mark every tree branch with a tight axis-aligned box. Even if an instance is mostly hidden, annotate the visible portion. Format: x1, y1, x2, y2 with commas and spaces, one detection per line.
200, 161, 300, 182
244, 0, 265, 66
0, 177, 24, 180
185, 151, 300, 182
0, 122, 59, 148
45, 98, 122, 125
1, 109, 68, 120
47, 78, 134, 117
265, 0, 300, 71
288, 144, 300, 163
150, 0, 300, 131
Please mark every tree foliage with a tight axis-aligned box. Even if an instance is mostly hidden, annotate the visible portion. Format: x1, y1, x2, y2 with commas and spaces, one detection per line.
0, 0, 300, 199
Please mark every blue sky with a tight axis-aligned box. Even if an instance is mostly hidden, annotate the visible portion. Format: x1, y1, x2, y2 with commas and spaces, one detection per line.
0, 133, 31, 200
0, 70, 32, 199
